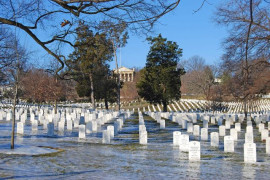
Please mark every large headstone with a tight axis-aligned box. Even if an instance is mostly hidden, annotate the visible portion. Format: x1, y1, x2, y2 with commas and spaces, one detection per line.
210, 132, 219, 147
179, 134, 189, 152
79, 125, 86, 139
189, 141, 200, 161
244, 143, 256, 163
224, 136, 234, 152
173, 131, 181, 146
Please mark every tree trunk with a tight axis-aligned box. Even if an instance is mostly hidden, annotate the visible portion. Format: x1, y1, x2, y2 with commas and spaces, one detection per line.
105, 96, 109, 110
162, 101, 167, 112
89, 73, 96, 109
112, 41, 121, 111
244, 99, 248, 120
54, 100, 57, 114
11, 82, 18, 149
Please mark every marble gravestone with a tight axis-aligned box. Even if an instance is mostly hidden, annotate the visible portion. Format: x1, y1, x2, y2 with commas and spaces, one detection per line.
189, 141, 200, 161
79, 125, 86, 139
179, 134, 189, 152
193, 125, 200, 136
17, 122, 24, 134
210, 132, 219, 147
201, 128, 208, 141
173, 131, 181, 146
187, 123, 193, 133
219, 125, 226, 136
244, 143, 256, 163
224, 136, 234, 152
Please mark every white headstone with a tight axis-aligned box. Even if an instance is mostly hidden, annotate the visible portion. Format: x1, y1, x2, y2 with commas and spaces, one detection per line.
225, 120, 231, 129
193, 125, 200, 136
266, 137, 270, 154
173, 131, 181, 146
179, 134, 189, 152
160, 120, 165, 129
244, 143, 256, 163
201, 128, 208, 141
107, 125, 114, 139
102, 130, 111, 144
224, 136, 234, 152
261, 129, 268, 141
219, 125, 226, 136
67, 120, 73, 131
211, 132, 219, 147
189, 141, 200, 161
203, 120, 208, 129
235, 123, 241, 132
245, 133, 254, 143
187, 123, 193, 133
32, 120, 38, 131
230, 128, 238, 141
17, 122, 24, 134
79, 125, 86, 139
139, 130, 147, 145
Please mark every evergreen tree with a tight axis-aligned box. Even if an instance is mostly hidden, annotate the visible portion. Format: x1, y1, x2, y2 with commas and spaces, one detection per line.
137, 34, 185, 112
67, 22, 113, 109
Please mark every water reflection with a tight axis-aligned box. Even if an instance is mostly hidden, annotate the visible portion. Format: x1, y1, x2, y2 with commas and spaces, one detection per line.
188, 162, 200, 179
242, 164, 256, 179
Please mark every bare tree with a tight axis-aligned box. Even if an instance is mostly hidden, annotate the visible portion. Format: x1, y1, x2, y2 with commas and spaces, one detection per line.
0, 0, 181, 76
215, 0, 270, 118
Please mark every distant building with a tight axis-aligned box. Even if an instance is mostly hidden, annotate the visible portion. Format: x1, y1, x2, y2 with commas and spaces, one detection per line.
113, 67, 135, 82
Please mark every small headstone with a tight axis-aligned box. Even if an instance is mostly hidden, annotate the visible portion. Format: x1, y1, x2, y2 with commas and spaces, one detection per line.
203, 120, 208, 129
107, 125, 114, 139
17, 122, 24, 134
67, 120, 73, 131
225, 120, 231, 129
47, 122, 54, 137
266, 137, 270, 154
245, 133, 254, 143
230, 128, 238, 141
235, 123, 241, 132
210, 116, 216, 124
224, 136, 234, 152
32, 120, 38, 131
189, 141, 200, 161
139, 130, 147, 145
210, 132, 219, 147
182, 120, 187, 129
201, 128, 208, 141
193, 125, 200, 136
173, 131, 181, 146
102, 130, 111, 144
261, 129, 268, 141
258, 123, 265, 133
219, 125, 226, 136
79, 125, 86, 139
179, 134, 189, 152
246, 126, 253, 134
187, 123, 193, 133
160, 120, 165, 129
244, 143, 256, 163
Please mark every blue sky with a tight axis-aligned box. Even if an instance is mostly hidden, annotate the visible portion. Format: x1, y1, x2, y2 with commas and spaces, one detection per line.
18, 0, 227, 70
112, 0, 227, 70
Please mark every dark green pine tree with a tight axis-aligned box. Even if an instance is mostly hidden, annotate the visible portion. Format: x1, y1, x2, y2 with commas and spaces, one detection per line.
137, 34, 185, 112
67, 22, 113, 108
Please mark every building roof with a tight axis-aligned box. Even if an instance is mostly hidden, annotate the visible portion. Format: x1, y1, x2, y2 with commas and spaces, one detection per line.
114, 67, 134, 72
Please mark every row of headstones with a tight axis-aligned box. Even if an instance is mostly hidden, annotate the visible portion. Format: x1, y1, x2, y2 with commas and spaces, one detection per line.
138, 111, 148, 145
153, 111, 270, 163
